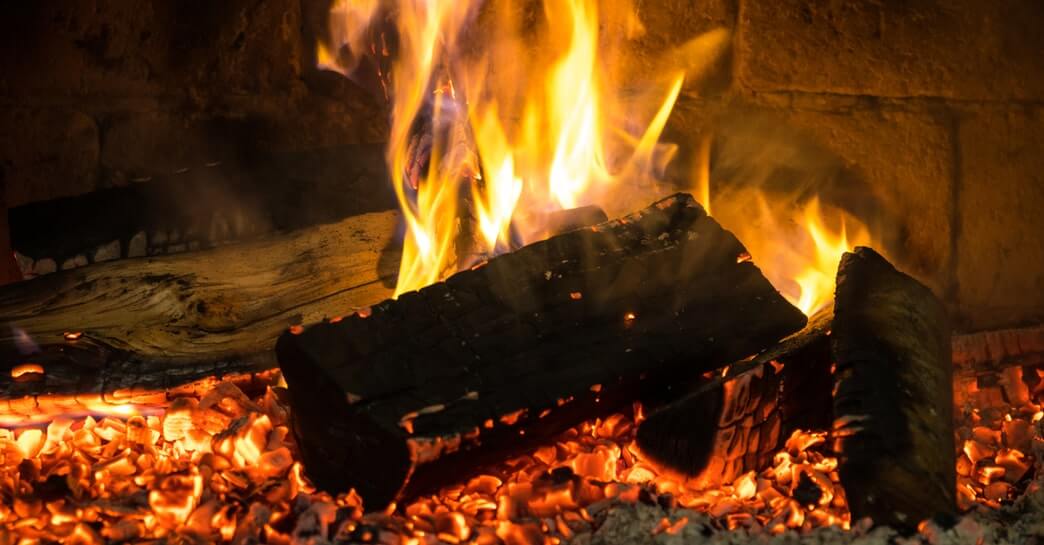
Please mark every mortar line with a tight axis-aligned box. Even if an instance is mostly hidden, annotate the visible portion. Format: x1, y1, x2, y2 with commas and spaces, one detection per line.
947, 111, 963, 328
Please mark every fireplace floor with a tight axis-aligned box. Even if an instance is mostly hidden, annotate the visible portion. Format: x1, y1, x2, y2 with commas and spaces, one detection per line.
0, 342, 1040, 545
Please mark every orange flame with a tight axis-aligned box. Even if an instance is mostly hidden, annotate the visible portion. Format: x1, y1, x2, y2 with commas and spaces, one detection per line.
319, 0, 727, 295
727, 195, 872, 316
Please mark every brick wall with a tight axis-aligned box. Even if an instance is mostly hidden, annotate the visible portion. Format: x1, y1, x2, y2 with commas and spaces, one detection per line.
0, 0, 386, 208
655, 0, 1044, 332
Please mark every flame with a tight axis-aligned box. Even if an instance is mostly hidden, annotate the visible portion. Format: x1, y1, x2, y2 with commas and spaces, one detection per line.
317, 0, 722, 296
10, 363, 44, 379
724, 195, 872, 316
318, 0, 870, 315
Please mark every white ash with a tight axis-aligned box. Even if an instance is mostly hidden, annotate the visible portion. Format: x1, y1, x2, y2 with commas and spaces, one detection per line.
32, 257, 56, 275
13, 251, 33, 278
128, 231, 147, 257
60, 254, 87, 270
92, 239, 121, 262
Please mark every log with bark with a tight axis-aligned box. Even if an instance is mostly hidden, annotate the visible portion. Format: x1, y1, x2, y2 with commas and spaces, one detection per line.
0, 210, 402, 366
0, 203, 612, 405
276, 193, 808, 508
831, 246, 955, 529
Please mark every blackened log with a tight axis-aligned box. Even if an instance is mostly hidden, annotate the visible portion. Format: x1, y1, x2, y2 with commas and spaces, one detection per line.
277, 193, 807, 508
831, 247, 955, 529
8, 145, 394, 269
635, 310, 833, 485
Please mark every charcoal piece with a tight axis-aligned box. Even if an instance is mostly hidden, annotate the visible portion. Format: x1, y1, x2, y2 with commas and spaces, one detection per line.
277, 193, 807, 508
831, 246, 955, 529
635, 311, 833, 485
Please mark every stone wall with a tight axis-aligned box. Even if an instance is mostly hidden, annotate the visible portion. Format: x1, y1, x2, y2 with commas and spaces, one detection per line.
1, 0, 1042, 331
0, 0, 386, 207
656, 0, 1044, 332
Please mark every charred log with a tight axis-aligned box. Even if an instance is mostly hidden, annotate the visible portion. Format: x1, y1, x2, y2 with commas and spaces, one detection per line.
635, 310, 833, 485
831, 247, 955, 529
8, 145, 394, 272
276, 193, 807, 508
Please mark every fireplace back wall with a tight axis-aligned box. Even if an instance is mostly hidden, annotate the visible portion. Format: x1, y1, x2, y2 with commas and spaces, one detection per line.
1, 0, 1042, 332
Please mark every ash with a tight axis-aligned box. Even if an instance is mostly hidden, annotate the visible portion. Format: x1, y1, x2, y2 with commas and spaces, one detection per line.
573, 423, 1044, 545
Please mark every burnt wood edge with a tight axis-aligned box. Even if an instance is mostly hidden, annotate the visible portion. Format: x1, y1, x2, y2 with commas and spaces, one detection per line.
277, 192, 808, 507
831, 246, 955, 530
634, 310, 833, 480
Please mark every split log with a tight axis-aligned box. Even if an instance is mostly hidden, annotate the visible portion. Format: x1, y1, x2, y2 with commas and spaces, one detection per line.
277, 193, 807, 508
635, 310, 833, 485
831, 247, 955, 529
0, 210, 402, 365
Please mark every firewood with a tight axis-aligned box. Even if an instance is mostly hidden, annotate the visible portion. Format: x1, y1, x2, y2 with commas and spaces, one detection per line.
831, 247, 955, 529
635, 310, 833, 485
277, 193, 807, 508
0, 210, 401, 364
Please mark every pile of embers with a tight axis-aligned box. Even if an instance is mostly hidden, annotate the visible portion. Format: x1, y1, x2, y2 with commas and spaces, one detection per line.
0, 366, 1040, 545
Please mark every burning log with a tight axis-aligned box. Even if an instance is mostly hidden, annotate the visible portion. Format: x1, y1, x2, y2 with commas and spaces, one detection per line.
277, 193, 807, 508
0, 210, 401, 364
831, 247, 955, 529
635, 311, 834, 485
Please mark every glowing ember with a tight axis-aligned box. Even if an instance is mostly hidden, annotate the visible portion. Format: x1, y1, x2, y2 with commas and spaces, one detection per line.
1, 364, 1036, 543
9, 363, 44, 379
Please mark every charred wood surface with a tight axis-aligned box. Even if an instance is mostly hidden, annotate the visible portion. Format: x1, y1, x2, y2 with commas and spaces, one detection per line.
277, 193, 807, 508
635, 311, 833, 485
9, 144, 394, 268
831, 247, 955, 529
0, 210, 401, 365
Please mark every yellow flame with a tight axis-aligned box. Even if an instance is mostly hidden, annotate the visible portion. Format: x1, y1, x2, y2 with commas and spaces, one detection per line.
792, 198, 865, 315
739, 195, 871, 316
365, 0, 704, 295
318, 0, 864, 313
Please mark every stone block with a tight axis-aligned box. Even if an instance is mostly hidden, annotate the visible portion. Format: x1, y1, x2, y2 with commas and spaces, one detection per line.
708, 101, 954, 297
738, 0, 1044, 100
0, 0, 305, 99
956, 106, 1044, 330
0, 109, 100, 207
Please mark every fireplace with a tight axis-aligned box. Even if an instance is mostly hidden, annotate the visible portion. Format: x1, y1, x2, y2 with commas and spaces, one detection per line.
1, 1, 1043, 544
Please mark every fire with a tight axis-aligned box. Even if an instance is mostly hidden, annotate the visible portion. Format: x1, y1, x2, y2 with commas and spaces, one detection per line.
318, 0, 875, 315
716, 194, 872, 316
319, 0, 726, 296
9, 363, 44, 379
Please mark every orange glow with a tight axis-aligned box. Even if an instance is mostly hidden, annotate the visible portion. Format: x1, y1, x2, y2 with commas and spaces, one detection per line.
10, 363, 44, 379
734, 196, 872, 316
316, 0, 729, 296
1, 361, 1040, 541
316, 0, 874, 318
